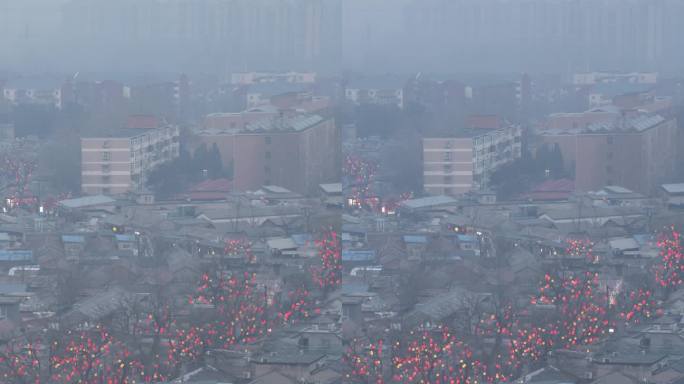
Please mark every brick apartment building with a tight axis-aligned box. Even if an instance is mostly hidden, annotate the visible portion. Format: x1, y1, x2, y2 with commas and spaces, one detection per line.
423, 125, 522, 196
81, 125, 180, 195
540, 114, 677, 195
196, 114, 338, 195
345, 76, 406, 109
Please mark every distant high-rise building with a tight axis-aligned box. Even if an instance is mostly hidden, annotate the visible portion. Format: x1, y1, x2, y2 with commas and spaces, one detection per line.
396, 0, 684, 73
58, 0, 342, 73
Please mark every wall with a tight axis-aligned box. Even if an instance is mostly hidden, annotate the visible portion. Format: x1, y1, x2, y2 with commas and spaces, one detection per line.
423, 137, 474, 196
542, 120, 678, 194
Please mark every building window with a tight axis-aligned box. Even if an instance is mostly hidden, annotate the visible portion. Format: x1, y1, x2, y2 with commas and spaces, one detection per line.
102, 164, 111, 172
444, 176, 454, 184
102, 187, 111, 195
102, 152, 111, 161
264, 166, 271, 174
265, 136, 272, 144
444, 164, 453, 172
443, 152, 452, 161
102, 175, 111, 183
607, 152, 613, 160
606, 165, 613, 174
265, 151, 271, 159
607, 136, 614, 144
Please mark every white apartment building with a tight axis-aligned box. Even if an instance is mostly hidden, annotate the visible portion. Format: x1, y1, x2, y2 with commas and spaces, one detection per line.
81, 126, 180, 195
573, 72, 659, 86
345, 88, 404, 109
230, 72, 317, 85
423, 126, 522, 196
2, 78, 63, 109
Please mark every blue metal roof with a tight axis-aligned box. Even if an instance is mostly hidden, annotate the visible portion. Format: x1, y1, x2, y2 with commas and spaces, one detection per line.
59, 195, 116, 209
457, 234, 476, 243
291, 234, 313, 247
0, 283, 27, 294
62, 235, 86, 243
342, 250, 376, 262
633, 234, 655, 247
403, 235, 428, 244
115, 234, 136, 242
0, 250, 33, 262
592, 82, 652, 98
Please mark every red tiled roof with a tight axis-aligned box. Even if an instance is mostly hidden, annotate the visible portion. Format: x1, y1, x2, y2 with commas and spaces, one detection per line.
190, 178, 232, 193
523, 178, 575, 201
176, 179, 232, 201
466, 114, 501, 129
127, 115, 160, 129
533, 178, 575, 192
187, 192, 228, 201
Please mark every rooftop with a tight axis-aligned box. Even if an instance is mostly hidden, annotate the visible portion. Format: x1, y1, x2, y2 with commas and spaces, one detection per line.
242, 114, 326, 133
114, 234, 136, 242
403, 235, 428, 244
247, 81, 309, 97
61, 235, 86, 244
59, 195, 116, 209
319, 183, 342, 194
261, 185, 293, 194
126, 114, 160, 129
82, 128, 156, 139
401, 195, 457, 210
591, 81, 653, 98
543, 114, 668, 135
253, 350, 325, 365
0, 250, 32, 262
662, 183, 684, 195
342, 250, 376, 262
347, 75, 407, 90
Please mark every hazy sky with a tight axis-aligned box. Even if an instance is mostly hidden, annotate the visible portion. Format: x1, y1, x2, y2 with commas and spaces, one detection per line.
1, 0, 683, 75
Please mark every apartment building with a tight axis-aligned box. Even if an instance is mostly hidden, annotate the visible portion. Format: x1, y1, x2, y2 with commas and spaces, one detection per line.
196, 114, 338, 195
423, 126, 522, 196
230, 72, 317, 85
2, 77, 64, 109
573, 72, 659, 86
345, 76, 406, 109
81, 126, 180, 195
540, 114, 678, 195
